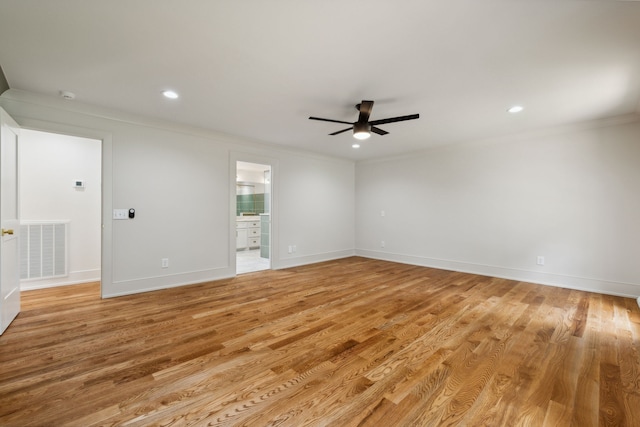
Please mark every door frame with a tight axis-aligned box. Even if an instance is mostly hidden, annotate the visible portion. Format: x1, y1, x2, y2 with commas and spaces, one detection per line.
229, 151, 278, 274
11, 117, 112, 297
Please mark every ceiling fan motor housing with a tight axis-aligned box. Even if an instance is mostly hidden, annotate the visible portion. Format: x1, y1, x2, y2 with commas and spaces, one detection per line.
354, 121, 371, 133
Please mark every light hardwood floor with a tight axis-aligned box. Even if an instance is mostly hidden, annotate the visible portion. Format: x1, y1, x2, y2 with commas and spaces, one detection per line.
1, 257, 639, 426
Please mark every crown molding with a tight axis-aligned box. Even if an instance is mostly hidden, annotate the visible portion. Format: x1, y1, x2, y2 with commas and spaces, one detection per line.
357, 112, 640, 166
0, 89, 354, 166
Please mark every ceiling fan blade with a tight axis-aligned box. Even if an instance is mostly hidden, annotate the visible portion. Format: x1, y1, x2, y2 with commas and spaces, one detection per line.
370, 126, 389, 136
357, 100, 374, 124
369, 113, 419, 126
309, 116, 354, 125
329, 127, 353, 136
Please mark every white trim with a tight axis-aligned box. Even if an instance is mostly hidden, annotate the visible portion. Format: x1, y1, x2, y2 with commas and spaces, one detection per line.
20, 269, 100, 290
4, 116, 112, 297
230, 152, 279, 276
357, 112, 640, 166
274, 249, 356, 270
356, 249, 640, 298
1, 89, 352, 166
103, 267, 234, 298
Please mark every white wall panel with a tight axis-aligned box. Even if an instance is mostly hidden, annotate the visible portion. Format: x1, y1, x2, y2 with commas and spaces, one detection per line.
356, 119, 640, 297
1, 90, 356, 297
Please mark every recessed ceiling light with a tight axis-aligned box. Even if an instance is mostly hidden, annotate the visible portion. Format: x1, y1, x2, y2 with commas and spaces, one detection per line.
352, 143, 361, 149
507, 105, 524, 113
162, 90, 179, 99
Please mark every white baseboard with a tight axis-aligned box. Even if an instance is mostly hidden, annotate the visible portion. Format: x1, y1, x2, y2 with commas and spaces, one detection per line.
103, 266, 236, 298
20, 269, 101, 291
272, 249, 356, 270
98, 250, 356, 298
355, 249, 640, 299
33, 251, 638, 302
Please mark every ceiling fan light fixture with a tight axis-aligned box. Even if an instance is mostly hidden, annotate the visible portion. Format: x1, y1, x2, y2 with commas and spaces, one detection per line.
353, 131, 370, 140
353, 122, 371, 140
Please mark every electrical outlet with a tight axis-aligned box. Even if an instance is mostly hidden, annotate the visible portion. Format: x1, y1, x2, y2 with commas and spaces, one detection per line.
537, 256, 545, 266
161, 258, 169, 268
381, 240, 386, 248
288, 245, 292, 254
292, 245, 297, 253
381, 210, 385, 217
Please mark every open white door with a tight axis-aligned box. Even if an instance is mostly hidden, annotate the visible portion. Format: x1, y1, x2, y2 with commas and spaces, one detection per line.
0, 107, 20, 335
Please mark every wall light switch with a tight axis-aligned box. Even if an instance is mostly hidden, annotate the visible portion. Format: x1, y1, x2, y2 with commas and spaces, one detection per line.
381, 210, 385, 217
113, 209, 128, 220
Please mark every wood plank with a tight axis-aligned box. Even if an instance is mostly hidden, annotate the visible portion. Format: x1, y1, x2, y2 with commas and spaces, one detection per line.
0, 257, 638, 425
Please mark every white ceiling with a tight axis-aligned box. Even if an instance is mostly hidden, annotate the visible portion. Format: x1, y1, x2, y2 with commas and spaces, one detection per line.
1, 0, 639, 161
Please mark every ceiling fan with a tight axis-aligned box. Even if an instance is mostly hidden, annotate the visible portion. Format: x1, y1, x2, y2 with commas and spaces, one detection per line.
309, 100, 419, 140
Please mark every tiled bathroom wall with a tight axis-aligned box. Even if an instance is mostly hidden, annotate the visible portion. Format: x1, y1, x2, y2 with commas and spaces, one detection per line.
236, 193, 266, 216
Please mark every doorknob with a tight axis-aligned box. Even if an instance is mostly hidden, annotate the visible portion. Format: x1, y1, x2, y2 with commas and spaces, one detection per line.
1, 228, 14, 236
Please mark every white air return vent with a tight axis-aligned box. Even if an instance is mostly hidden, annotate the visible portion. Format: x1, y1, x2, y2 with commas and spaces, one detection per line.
20, 221, 69, 280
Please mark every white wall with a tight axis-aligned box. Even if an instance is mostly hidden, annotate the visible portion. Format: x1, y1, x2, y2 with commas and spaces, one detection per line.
19, 129, 101, 289
1, 89, 355, 297
10, 89, 636, 299
277, 153, 355, 267
356, 117, 640, 297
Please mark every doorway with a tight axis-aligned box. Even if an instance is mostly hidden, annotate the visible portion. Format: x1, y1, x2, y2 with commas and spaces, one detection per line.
19, 129, 101, 290
236, 161, 271, 274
